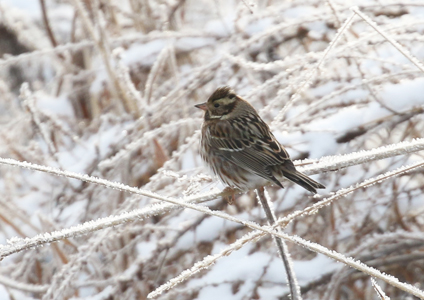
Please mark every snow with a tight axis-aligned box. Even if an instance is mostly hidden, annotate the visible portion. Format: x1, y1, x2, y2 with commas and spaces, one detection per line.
303, 131, 338, 158
204, 18, 234, 37
69, 286, 114, 300
194, 283, 233, 300
1, 1, 41, 18
195, 217, 226, 242
121, 40, 168, 66
244, 18, 274, 35
137, 238, 158, 259
190, 243, 270, 286
35, 93, 75, 117
176, 37, 216, 52
380, 77, 424, 110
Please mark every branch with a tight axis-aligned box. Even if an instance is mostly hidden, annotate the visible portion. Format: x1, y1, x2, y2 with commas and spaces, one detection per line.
0, 138, 423, 259
147, 159, 424, 298
256, 187, 301, 300
351, 6, 424, 74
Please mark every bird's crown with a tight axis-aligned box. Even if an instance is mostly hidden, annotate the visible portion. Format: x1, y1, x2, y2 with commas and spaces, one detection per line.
208, 86, 236, 102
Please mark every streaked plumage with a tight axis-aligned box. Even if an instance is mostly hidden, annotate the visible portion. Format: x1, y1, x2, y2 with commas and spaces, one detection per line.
195, 86, 325, 194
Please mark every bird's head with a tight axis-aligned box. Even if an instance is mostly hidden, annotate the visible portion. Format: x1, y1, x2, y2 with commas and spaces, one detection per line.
195, 86, 239, 120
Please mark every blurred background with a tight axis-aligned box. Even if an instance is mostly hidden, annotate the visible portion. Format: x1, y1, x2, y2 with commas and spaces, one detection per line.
0, 0, 424, 299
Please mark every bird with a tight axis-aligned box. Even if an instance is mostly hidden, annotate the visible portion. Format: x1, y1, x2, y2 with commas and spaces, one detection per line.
194, 86, 325, 196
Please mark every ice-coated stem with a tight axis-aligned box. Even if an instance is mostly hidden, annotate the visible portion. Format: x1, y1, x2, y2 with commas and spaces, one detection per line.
256, 187, 302, 300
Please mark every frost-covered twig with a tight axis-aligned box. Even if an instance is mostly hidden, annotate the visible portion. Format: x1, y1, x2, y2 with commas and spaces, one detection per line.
113, 47, 146, 115
256, 187, 301, 300
145, 45, 171, 105
0, 157, 422, 296
0, 159, 261, 260
43, 230, 110, 299
147, 230, 262, 298
0, 137, 422, 220
150, 159, 424, 298
371, 278, 391, 300
282, 159, 424, 227
20, 83, 56, 154
149, 208, 424, 299
351, 6, 424, 74
0, 138, 423, 258
0, 274, 48, 293
72, 0, 140, 116
283, 232, 424, 299
6, 146, 423, 259
299, 138, 424, 174
271, 11, 356, 126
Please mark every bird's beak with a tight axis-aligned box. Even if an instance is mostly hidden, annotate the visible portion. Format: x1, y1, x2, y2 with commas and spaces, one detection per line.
194, 102, 207, 111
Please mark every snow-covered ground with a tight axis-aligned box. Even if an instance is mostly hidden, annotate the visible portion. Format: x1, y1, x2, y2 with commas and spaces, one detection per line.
0, 0, 423, 299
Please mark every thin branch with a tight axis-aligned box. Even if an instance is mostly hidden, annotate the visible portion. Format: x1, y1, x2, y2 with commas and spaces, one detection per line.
271, 11, 357, 125
371, 278, 391, 300
0, 274, 48, 294
0, 138, 423, 258
351, 6, 424, 74
148, 159, 424, 298
72, 0, 140, 116
256, 187, 302, 300
39, 0, 58, 47
149, 210, 424, 298
0, 155, 419, 296
299, 137, 424, 174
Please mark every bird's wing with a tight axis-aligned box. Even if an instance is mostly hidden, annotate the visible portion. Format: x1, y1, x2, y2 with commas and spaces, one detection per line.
206, 113, 293, 183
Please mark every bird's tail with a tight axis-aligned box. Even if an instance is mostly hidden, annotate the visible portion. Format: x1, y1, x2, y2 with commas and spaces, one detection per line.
283, 170, 325, 194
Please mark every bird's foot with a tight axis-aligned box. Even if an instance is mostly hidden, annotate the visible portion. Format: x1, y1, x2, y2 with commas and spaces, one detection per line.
222, 187, 237, 205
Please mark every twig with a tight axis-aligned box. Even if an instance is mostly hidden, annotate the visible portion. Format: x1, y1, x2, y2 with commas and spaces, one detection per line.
0, 274, 47, 293
39, 0, 58, 47
149, 160, 424, 298
271, 11, 357, 126
0, 138, 422, 257
72, 0, 140, 117
256, 187, 302, 300
351, 6, 424, 74
20, 83, 57, 155
371, 278, 391, 300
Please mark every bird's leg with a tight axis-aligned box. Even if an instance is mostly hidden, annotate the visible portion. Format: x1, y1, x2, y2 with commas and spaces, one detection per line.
222, 187, 237, 205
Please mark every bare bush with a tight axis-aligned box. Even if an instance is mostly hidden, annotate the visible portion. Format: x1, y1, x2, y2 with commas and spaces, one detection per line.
0, 1, 424, 299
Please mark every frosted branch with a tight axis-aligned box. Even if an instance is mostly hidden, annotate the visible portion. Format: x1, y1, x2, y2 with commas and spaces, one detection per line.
371, 278, 391, 300
148, 159, 424, 298
271, 11, 357, 125
351, 6, 424, 74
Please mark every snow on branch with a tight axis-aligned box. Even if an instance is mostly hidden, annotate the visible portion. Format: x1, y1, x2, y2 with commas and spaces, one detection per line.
147, 159, 424, 298
283, 232, 424, 299
351, 6, 424, 74
298, 138, 424, 174
371, 278, 391, 300
0, 137, 423, 259
149, 214, 424, 298
0, 274, 48, 294
0, 159, 263, 260
271, 11, 357, 125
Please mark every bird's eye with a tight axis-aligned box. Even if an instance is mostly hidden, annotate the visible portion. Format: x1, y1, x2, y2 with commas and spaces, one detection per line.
228, 94, 236, 99
214, 103, 220, 108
